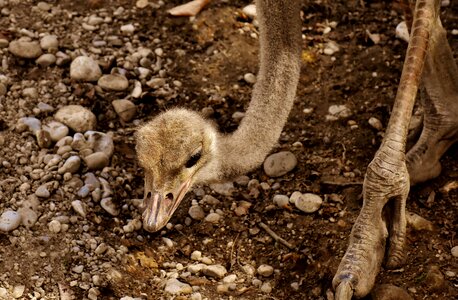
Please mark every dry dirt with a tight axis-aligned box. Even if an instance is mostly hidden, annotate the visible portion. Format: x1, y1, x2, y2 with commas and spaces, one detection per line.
0, 0, 457, 299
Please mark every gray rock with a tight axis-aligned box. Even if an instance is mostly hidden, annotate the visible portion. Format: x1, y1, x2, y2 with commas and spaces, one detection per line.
97, 74, 129, 91
452, 246, 458, 258
40, 35, 58, 50
164, 278, 192, 295
43, 121, 69, 142
112, 99, 136, 122
48, 220, 61, 233
70, 56, 102, 82
36, 53, 56, 67
55, 105, 97, 132
210, 182, 235, 196
263, 151, 297, 177
83, 152, 109, 170
37, 102, 54, 113
273, 194, 290, 208
18, 207, 38, 228
71, 200, 86, 218
327, 104, 352, 120
23, 87, 38, 98
260, 282, 272, 293
204, 212, 221, 223
188, 205, 205, 220
58, 155, 81, 174
291, 192, 322, 213
101, 198, 119, 216
188, 263, 206, 274
77, 185, 91, 198
9, 40, 42, 58
202, 264, 227, 279
18, 117, 41, 134
85, 131, 114, 158
35, 184, 50, 198
0, 211, 22, 232
371, 284, 413, 300
257, 264, 274, 277
406, 212, 434, 231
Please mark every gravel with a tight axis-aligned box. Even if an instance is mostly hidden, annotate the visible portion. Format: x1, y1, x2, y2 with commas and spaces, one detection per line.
263, 151, 298, 177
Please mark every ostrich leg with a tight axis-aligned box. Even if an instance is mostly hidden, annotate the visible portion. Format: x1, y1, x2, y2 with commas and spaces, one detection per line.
332, 0, 448, 298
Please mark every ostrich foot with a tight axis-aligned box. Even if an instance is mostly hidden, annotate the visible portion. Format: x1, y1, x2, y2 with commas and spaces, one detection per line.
168, 0, 211, 17
407, 17, 458, 184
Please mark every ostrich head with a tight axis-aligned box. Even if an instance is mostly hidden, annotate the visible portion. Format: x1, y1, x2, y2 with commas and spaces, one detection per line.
136, 108, 219, 232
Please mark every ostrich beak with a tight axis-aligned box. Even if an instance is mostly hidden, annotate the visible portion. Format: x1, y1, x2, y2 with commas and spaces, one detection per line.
142, 178, 192, 232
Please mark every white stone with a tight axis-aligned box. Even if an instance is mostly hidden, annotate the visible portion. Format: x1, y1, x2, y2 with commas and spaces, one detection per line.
48, 219, 62, 233
242, 4, 257, 18
83, 152, 109, 170
85, 131, 114, 158
55, 105, 97, 132
43, 121, 69, 142
101, 198, 119, 216
112, 99, 136, 122
98, 74, 129, 91
257, 264, 274, 277
291, 192, 322, 213
40, 35, 58, 50
35, 184, 50, 198
368, 117, 383, 131
9, 40, 42, 58
273, 194, 290, 208
72, 200, 87, 218
121, 24, 135, 35
70, 56, 102, 82
202, 264, 227, 279
328, 104, 352, 119
244, 73, 256, 84
0, 210, 22, 232
204, 212, 221, 223
452, 246, 458, 258
396, 21, 409, 43
36, 53, 56, 67
188, 205, 205, 220
263, 151, 297, 177
210, 182, 235, 196
58, 156, 81, 174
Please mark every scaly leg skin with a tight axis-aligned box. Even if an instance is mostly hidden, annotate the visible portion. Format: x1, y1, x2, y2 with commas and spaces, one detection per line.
407, 16, 458, 184
333, 0, 441, 298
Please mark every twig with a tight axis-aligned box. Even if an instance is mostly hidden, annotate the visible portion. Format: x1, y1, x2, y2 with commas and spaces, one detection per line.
258, 222, 294, 250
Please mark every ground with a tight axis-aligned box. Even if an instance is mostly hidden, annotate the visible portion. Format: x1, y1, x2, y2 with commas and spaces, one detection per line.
0, 0, 457, 299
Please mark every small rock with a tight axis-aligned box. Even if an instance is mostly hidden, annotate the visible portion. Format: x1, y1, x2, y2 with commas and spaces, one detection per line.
58, 156, 81, 174
55, 105, 97, 132
72, 200, 86, 218
0, 39, 9, 48
323, 41, 339, 56
35, 184, 50, 198
146, 77, 166, 89
188, 263, 206, 274
112, 99, 136, 122
164, 278, 192, 295
263, 151, 297, 177
9, 40, 42, 58
242, 264, 256, 276
210, 182, 235, 196
202, 264, 227, 279
0, 211, 22, 232
18, 207, 38, 228
244, 73, 256, 84
43, 121, 69, 142
18, 117, 41, 134
368, 117, 383, 131
273, 194, 290, 208
37, 2, 51, 11
101, 198, 119, 216
371, 284, 413, 300
85, 131, 114, 158
451, 246, 458, 258
260, 282, 272, 293
328, 104, 352, 119
188, 205, 205, 220
40, 35, 58, 50
83, 152, 109, 170
396, 21, 410, 43
48, 219, 62, 233
120, 24, 135, 35
223, 274, 237, 283
70, 56, 102, 82
98, 74, 129, 91
406, 212, 434, 231
72, 265, 84, 273
242, 4, 257, 18
12, 285, 25, 298
257, 264, 274, 277
204, 212, 221, 223
36, 129, 52, 148
425, 265, 445, 291
36, 53, 56, 67
291, 192, 322, 213
191, 250, 202, 261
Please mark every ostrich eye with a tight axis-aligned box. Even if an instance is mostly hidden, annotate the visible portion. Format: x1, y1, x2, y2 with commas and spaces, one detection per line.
185, 151, 202, 168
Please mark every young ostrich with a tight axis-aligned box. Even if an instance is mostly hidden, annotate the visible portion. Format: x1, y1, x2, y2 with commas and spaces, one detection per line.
136, 0, 458, 298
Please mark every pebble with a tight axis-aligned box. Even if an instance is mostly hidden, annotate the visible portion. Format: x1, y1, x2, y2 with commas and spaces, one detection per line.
11, 285, 25, 298
263, 151, 297, 177
188, 205, 205, 220
371, 284, 413, 300
257, 264, 274, 277
396, 21, 410, 43
204, 212, 221, 223
210, 182, 235, 196
260, 282, 272, 293
43, 121, 69, 142
291, 192, 322, 213
323, 41, 339, 56
242, 4, 257, 18
0, 39, 8, 48
18, 117, 41, 134
18, 207, 38, 228
368, 117, 383, 131
202, 264, 227, 279
244, 73, 256, 84
40, 35, 59, 50
72, 200, 87, 218
0, 83, 6, 96
36, 53, 57, 67
0, 211, 22, 232
190, 293, 202, 300
9, 40, 43, 58
35, 184, 51, 198
273, 194, 290, 208
112, 99, 136, 122
121, 24, 135, 35
191, 250, 202, 261
188, 263, 206, 274
48, 220, 62, 233
101, 198, 119, 216
70, 56, 102, 82
37, 1, 51, 11
327, 104, 352, 119
58, 156, 81, 174
97, 74, 129, 91
451, 246, 458, 258
406, 212, 434, 231
83, 152, 109, 170
223, 274, 237, 283
85, 131, 114, 158
164, 278, 192, 294
55, 105, 97, 132
36, 129, 52, 148
425, 266, 445, 291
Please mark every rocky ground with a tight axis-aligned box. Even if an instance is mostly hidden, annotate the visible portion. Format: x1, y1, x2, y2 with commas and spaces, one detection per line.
0, 0, 457, 299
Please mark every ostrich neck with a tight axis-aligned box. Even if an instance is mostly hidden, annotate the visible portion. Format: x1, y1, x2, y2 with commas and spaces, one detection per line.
217, 0, 302, 180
